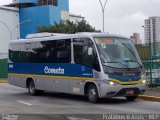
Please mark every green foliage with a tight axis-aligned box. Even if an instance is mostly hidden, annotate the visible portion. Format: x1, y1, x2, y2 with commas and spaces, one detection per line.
0, 58, 8, 78
38, 20, 100, 33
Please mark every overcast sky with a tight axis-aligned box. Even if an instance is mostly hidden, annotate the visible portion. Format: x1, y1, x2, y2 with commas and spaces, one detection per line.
1, 0, 160, 42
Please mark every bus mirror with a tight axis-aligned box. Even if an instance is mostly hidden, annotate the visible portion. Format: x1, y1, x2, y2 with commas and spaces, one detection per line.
88, 47, 93, 56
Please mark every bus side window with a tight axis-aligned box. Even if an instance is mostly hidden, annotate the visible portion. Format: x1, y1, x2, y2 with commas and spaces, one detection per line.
9, 43, 21, 63
73, 38, 100, 71
55, 40, 71, 63
73, 39, 83, 65
20, 43, 33, 63
82, 38, 100, 71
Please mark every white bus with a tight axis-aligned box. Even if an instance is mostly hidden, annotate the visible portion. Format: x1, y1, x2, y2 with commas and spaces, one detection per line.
8, 33, 146, 103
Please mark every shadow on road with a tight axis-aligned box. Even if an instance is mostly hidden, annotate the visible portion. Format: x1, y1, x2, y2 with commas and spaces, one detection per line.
12, 91, 135, 104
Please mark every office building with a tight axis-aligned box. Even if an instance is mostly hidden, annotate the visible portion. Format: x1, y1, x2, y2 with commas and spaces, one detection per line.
144, 16, 160, 43
130, 33, 141, 44
144, 16, 160, 55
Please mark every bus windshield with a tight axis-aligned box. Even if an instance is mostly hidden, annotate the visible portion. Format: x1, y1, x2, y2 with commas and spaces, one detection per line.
95, 37, 142, 69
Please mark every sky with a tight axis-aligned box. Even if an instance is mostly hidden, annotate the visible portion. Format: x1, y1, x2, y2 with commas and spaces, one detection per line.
1, 0, 160, 42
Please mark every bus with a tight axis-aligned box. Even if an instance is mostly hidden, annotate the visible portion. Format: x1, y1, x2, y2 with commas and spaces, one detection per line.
8, 32, 146, 103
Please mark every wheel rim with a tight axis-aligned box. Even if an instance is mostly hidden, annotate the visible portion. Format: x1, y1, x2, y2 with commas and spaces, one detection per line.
89, 88, 96, 101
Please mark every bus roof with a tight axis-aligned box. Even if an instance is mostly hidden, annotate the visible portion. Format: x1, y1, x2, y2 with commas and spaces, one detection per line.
9, 32, 129, 43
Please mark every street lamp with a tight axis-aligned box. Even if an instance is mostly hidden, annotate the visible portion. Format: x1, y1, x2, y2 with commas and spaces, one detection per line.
0, 19, 31, 40
98, 0, 108, 32
11, 19, 31, 39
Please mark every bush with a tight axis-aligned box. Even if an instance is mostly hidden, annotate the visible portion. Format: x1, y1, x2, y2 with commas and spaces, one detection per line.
0, 58, 8, 78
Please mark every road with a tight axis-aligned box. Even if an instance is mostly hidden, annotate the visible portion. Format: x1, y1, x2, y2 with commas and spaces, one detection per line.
0, 83, 160, 120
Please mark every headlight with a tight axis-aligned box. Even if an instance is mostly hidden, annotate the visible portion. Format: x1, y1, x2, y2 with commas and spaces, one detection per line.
140, 79, 146, 84
105, 80, 119, 86
140, 67, 146, 78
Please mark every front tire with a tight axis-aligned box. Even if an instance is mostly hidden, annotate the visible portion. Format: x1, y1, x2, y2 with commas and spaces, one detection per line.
126, 95, 138, 101
87, 84, 99, 103
28, 80, 38, 96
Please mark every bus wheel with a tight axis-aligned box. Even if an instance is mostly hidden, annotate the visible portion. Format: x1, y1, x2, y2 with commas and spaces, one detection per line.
87, 84, 99, 103
28, 80, 38, 96
125, 95, 138, 101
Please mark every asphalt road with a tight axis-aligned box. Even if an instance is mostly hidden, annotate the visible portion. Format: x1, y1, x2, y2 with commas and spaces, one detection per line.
0, 83, 160, 120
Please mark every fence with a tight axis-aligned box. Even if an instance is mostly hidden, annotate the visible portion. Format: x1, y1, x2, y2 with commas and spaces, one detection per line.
135, 42, 160, 87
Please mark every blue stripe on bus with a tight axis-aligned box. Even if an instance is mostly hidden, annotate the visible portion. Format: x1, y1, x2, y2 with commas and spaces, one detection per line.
8, 63, 93, 78
9, 63, 141, 82
108, 74, 141, 82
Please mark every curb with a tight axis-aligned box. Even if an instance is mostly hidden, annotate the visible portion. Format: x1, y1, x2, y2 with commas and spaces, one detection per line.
138, 95, 160, 102
0, 80, 8, 83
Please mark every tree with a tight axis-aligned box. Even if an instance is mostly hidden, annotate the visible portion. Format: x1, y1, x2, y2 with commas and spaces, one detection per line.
37, 20, 100, 33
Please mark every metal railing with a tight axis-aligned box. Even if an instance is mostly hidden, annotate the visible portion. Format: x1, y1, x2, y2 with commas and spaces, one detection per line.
135, 42, 160, 87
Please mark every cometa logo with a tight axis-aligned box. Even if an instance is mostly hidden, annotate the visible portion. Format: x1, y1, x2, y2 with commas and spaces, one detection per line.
44, 66, 64, 75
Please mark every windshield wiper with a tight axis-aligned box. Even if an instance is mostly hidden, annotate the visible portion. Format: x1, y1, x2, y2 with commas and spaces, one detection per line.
105, 61, 131, 70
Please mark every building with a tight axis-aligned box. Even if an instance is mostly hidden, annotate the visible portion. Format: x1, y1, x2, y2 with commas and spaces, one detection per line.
144, 16, 160, 44
0, 6, 19, 78
69, 13, 84, 23
0, 6, 19, 53
144, 16, 160, 55
130, 33, 141, 44
7, 0, 69, 38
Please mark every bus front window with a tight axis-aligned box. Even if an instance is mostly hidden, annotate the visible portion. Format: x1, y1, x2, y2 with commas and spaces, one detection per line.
95, 37, 142, 69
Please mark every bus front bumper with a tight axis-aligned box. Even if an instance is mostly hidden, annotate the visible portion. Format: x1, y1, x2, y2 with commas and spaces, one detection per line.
99, 82, 146, 98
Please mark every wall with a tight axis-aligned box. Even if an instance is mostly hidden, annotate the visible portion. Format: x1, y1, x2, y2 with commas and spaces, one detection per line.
20, 5, 50, 38
0, 6, 19, 53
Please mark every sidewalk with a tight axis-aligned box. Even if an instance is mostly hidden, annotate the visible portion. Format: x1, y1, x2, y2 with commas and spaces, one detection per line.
0, 79, 7, 83
138, 87, 160, 102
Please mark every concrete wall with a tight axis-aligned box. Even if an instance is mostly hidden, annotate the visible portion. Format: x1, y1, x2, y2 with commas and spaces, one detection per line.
0, 6, 19, 53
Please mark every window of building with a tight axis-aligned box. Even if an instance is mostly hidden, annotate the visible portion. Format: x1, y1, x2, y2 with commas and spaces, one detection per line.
38, 0, 58, 6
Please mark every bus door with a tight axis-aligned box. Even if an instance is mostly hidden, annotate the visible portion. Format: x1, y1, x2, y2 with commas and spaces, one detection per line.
72, 38, 100, 95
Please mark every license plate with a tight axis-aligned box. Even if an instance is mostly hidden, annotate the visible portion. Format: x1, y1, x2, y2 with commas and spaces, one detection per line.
126, 90, 134, 95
